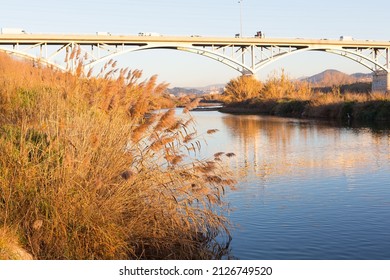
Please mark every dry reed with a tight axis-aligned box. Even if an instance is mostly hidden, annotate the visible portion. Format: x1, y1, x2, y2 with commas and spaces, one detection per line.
0, 53, 235, 259
222, 70, 390, 121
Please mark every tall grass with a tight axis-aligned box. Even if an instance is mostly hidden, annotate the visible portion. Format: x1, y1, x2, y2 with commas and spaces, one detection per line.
221, 71, 390, 121
222, 70, 312, 103
260, 70, 313, 100
223, 75, 263, 102
0, 52, 235, 259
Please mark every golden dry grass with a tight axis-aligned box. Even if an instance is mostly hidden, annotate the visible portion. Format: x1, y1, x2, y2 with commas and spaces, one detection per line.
223, 71, 390, 105
0, 227, 33, 260
223, 75, 263, 102
222, 71, 390, 121
0, 53, 235, 259
222, 71, 313, 103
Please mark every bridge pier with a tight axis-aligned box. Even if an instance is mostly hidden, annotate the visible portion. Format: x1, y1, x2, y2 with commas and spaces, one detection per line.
372, 71, 390, 93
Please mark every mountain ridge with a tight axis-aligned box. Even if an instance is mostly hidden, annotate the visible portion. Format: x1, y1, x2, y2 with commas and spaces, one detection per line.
299, 69, 372, 86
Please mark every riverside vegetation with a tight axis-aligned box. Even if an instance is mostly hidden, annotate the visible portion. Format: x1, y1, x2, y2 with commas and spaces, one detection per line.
0, 52, 236, 260
220, 72, 390, 122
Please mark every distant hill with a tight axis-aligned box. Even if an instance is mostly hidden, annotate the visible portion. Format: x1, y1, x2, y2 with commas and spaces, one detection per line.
193, 84, 226, 92
168, 87, 204, 96
301, 69, 372, 86
168, 84, 225, 96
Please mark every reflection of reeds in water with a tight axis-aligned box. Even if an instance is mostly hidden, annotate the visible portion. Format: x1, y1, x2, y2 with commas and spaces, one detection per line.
0, 53, 236, 260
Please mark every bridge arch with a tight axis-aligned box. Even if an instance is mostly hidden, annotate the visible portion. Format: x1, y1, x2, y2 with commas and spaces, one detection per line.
0, 47, 67, 71
85, 44, 253, 74
84, 44, 389, 77
251, 46, 389, 74
2, 43, 387, 76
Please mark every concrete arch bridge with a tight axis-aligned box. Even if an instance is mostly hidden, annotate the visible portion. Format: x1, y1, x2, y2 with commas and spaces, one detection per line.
0, 34, 389, 92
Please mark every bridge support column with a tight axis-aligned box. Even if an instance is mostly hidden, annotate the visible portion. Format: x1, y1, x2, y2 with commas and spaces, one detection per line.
241, 70, 254, 76
372, 70, 390, 93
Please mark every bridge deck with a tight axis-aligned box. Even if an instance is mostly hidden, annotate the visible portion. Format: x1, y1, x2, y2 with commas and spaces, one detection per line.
0, 34, 390, 48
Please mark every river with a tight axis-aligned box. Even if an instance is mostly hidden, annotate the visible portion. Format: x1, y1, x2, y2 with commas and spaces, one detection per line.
188, 110, 390, 260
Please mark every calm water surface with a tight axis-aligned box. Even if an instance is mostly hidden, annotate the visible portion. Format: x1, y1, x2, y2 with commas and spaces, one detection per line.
190, 110, 390, 260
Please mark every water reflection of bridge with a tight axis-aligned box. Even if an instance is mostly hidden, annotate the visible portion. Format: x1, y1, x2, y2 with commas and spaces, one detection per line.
221, 115, 390, 181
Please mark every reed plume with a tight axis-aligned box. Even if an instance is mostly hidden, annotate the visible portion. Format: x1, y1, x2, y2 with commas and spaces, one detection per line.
0, 53, 235, 260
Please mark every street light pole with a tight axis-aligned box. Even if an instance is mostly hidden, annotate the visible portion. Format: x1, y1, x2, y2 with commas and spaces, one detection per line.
239, 0, 243, 38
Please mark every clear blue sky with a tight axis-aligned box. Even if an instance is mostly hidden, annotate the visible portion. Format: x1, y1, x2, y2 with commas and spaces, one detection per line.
2, 0, 390, 87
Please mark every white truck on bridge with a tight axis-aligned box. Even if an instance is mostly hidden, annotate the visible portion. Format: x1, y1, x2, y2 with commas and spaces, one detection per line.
1, 28, 27, 34
138, 32, 161, 36
96, 32, 111, 36
340, 35, 353, 41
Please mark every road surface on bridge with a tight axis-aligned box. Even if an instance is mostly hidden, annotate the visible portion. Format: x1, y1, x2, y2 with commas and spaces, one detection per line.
1, 34, 390, 48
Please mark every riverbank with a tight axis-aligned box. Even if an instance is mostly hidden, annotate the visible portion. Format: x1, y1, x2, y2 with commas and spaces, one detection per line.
220, 98, 390, 122
219, 73, 390, 123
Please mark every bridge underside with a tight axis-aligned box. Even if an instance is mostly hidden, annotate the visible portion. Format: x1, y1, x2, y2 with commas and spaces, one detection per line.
0, 37, 389, 91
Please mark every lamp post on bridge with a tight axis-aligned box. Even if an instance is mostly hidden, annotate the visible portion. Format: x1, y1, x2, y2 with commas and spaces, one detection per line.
238, 0, 243, 38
